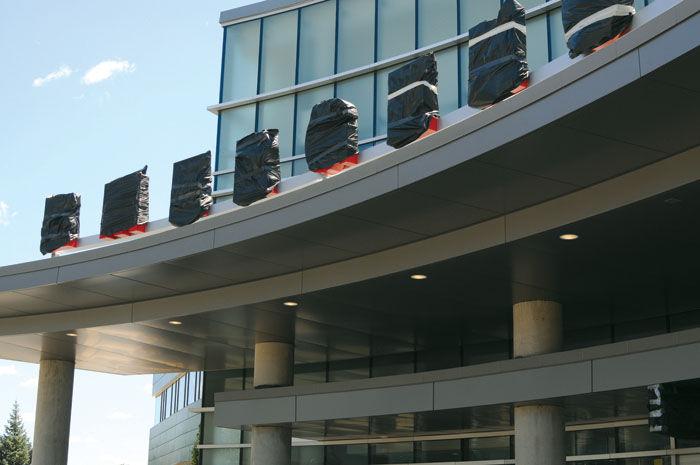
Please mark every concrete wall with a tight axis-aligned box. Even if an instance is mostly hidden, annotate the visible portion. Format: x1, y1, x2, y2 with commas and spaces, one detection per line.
148, 400, 201, 465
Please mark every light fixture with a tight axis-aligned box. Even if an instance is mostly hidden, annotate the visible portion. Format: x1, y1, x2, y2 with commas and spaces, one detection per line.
168, 320, 182, 326
559, 233, 579, 241
283, 301, 299, 307
66, 332, 78, 337
410, 274, 428, 280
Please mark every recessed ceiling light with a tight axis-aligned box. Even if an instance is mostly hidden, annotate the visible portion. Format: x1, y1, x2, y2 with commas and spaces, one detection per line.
283, 301, 299, 307
66, 332, 78, 337
559, 233, 579, 241
168, 320, 182, 326
410, 274, 428, 280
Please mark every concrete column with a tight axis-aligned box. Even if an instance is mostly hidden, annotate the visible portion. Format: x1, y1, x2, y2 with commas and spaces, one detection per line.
512, 300, 565, 465
31, 359, 75, 465
251, 341, 293, 465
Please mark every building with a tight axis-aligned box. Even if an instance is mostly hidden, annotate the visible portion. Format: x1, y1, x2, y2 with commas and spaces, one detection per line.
0, 0, 699, 464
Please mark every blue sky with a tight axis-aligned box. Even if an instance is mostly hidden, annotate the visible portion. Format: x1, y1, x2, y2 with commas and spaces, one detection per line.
0, 1, 252, 464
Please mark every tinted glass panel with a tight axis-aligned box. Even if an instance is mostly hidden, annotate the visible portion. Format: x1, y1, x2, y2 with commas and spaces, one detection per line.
259, 11, 298, 92
527, 15, 549, 71
217, 104, 256, 185
371, 442, 414, 464
337, 0, 376, 72
460, 0, 500, 32
548, 9, 568, 60
375, 65, 400, 136
326, 444, 369, 465
298, 1, 336, 83
468, 436, 512, 460
617, 425, 669, 452
568, 429, 616, 455
377, 0, 416, 60
336, 74, 375, 140
257, 94, 295, 157
418, 0, 458, 47
417, 439, 462, 462
292, 446, 324, 465
222, 20, 261, 102
295, 84, 334, 155
435, 48, 459, 114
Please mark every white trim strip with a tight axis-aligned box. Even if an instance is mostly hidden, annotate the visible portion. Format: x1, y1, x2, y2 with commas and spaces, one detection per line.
565, 4, 635, 41
468, 21, 526, 47
387, 81, 438, 101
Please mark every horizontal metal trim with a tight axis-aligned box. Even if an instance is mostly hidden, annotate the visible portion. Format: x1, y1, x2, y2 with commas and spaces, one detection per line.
153, 372, 185, 397
188, 406, 214, 413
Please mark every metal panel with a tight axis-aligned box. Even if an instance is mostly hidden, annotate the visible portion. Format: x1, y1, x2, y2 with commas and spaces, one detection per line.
216, 396, 296, 428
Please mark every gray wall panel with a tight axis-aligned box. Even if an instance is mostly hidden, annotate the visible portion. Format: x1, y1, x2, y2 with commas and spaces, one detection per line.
592, 342, 700, 392
296, 383, 433, 422
216, 396, 295, 428
148, 400, 201, 465
435, 362, 591, 410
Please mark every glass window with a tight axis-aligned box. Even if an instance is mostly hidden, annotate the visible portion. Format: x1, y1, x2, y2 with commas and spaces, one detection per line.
614, 317, 667, 341
375, 64, 400, 137
435, 48, 459, 114
336, 74, 375, 141
202, 448, 242, 465
292, 446, 324, 465
154, 394, 160, 424
326, 444, 369, 465
371, 442, 414, 464
459, 44, 469, 107
259, 11, 298, 93
526, 15, 550, 71
329, 358, 369, 382
418, 0, 458, 47
680, 455, 700, 465
468, 436, 512, 460
634, 0, 646, 9
377, 0, 416, 60
463, 340, 510, 365
217, 104, 257, 173
568, 429, 616, 455
372, 352, 414, 377
548, 9, 568, 60
177, 378, 186, 411
281, 160, 293, 179
417, 439, 462, 462
298, 1, 336, 83
293, 159, 309, 176
416, 346, 460, 372
295, 84, 334, 155
518, 0, 542, 9
460, 0, 500, 32
337, 0, 376, 72
222, 20, 261, 102
617, 425, 669, 452
257, 94, 295, 158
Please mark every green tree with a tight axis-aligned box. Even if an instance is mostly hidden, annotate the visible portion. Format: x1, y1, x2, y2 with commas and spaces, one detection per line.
0, 401, 32, 465
190, 431, 200, 465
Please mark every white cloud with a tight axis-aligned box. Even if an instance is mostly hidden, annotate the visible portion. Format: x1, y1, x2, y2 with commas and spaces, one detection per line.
0, 364, 18, 375
0, 201, 17, 227
107, 410, 133, 420
19, 377, 38, 389
33, 65, 74, 87
81, 60, 135, 85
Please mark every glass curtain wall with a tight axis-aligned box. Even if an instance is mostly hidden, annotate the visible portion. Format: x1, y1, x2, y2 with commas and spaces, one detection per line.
215, 0, 651, 193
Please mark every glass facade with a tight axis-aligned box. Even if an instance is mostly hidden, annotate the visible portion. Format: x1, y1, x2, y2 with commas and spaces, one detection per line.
215, 0, 650, 193
153, 371, 203, 424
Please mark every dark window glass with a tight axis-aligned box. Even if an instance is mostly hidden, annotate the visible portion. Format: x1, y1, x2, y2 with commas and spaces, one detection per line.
617, 425, 669, 452
614, 317, 667, 342
329, 358, 369, 382
295, 361, 327, 385
567, 429, 616, 456
416, 439, 462, 462
371, 414, 414, 435
292, 446, 324, 465
370, 442, 414, 464
468, 436, 512, 460
372, 352, 414, 377
326, 444, 369, 465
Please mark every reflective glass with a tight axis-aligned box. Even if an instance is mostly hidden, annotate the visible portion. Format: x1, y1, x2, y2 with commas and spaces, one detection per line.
460, 0, 500, 32
615, 317, 667, 342
375, 65, 400, 136
568, 429, 615, 455
154, 395, 160, 424
468, 436, 512, 460
281, 160, 293, 179
177, 378, 186, 411
337, 0, 376, 72
617, 425, 669, 452
329, 357, 369, 382
295, 84, 334, 155
634, 0, 646, 9
417, 439, 462, 462
295, 361, 326, 385
372, 352, 414, 377
680, 455, 700, 465
218, 104, 256, 172
298, 1, 336, 83
463, 340, 510, 365
371, 414, 414, 435
222, 20, 261, 102
336, 74, 375, 140
202, 448, 242, 465
257, 94, 295, 157
292, 446, 324, 465
370, 442, 414, 464
259, 11, 298, 93
326, 444, 369, 465
526, 15, 550, 71
518, 0, 542, 9
377, 0, 416, 60
418, 0, 458, 47
293, 159, 309, 175
435, 48, 460, 114
187, 372, 197, 405
459, 44, 469, 107
548, 9, 568, 60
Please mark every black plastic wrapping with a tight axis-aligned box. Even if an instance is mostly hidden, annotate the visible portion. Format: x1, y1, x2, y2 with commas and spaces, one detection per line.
39, 193, 81, 255
100, 166, 149, 237
169, 151, 213, 226
562, 0, 634, 58
304, 98, 359, 171
387, 53, 439, 149
468, 0, 529, 108
233, 130, 281, 207
649, 380, 700, 439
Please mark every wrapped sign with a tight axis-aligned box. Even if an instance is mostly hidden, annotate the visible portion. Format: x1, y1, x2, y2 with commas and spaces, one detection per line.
100, 166, 149, 239
169, 151, 213, 226
649, 380, 700, 440
305, 98, 359, 175
387, 53, 439, 149
40, 193, 81, 255
562, 0, 635, 58
468, 0, 529, 108
233, 130, 281, 207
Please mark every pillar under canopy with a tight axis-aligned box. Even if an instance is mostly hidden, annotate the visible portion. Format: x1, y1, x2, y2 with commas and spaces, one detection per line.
251, 341, 294, 465
512, 300, 565, 465
31, 359, 75, 465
